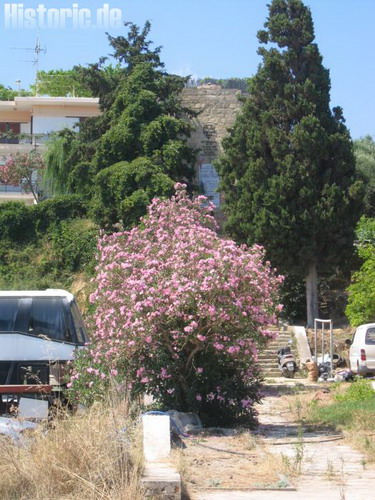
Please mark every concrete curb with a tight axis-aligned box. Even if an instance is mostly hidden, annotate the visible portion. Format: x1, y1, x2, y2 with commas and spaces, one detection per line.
292, 326, 312, 364
141, 462, 181, 499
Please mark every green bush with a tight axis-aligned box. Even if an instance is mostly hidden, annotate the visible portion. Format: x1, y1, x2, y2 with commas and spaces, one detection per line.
0, 202, 36, 243
346, 217, 375, 326
91, 157, 174, 227
33, 195, 88, 234
335, 379, 375, 402
49, 219, 98, 274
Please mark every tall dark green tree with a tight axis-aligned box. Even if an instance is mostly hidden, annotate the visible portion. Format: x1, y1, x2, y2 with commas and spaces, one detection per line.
44, 22, 196, 227
217, 0, 362, 326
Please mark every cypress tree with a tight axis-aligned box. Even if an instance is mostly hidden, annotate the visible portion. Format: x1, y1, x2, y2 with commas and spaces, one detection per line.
217, 0, 362, 326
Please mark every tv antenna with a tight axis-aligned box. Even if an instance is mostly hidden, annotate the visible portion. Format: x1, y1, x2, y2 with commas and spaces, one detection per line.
11, 34, 47, 95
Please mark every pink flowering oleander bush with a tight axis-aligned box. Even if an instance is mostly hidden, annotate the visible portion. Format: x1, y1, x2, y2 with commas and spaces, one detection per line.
0, 151, 45, 202
70, 184, 283, 426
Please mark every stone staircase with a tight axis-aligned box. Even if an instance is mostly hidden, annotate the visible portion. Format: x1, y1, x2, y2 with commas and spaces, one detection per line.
258, 329, 296, 378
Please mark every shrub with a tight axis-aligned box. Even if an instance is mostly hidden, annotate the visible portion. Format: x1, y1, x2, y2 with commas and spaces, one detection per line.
0, 202, 36, 243
33, 194, 88, 234
91, 157, 174, 228
346, 217, 375, 326
49, 218, 98, 274
70, 184, 283, 426
335, 378, 375, 402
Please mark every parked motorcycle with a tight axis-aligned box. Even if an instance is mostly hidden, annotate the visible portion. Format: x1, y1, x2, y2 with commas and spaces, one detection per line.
277, 343, 298, 378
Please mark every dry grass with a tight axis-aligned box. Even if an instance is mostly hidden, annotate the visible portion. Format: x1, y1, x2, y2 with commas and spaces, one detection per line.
0, 397, 143, 499
345, 431, 375, 464
172, 430, 291, 493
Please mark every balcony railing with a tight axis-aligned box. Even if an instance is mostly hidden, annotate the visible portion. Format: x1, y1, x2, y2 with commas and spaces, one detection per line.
0, 133, 51, 146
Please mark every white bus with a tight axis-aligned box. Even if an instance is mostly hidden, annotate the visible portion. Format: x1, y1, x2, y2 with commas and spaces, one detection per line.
0, 289, 88, 393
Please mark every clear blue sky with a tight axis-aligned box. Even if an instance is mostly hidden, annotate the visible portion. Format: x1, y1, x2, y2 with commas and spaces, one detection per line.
0, 0, 374, 139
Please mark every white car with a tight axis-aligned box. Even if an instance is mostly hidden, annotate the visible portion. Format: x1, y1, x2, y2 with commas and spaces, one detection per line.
349, 323, 375, 376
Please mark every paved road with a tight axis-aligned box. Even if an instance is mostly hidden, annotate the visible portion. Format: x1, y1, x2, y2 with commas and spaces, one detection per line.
197, 379, 375, 500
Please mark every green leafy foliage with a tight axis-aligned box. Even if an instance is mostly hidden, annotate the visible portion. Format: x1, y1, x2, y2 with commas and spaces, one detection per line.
32, 194, 88, 234
0, 84, 31, 100
90, 157, 174, 227
0, 196, 96, 290
0, 202, 35, 243
31, 69, 93, 97
43, 22, 196, 229
49, 219, 97, 274
335, 378, 375, 402
217, 0, 361, 324
354, 135, 375, 216
346, 217, 375, 326
43, 130, 81, 195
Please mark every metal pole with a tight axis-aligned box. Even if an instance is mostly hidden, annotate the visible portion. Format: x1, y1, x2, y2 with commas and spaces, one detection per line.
314, 319, 317, 361
330, 320, 333, 377
321, 323, 324, 364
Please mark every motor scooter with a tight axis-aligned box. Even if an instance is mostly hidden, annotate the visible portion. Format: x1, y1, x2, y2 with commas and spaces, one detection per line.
277, 342, 297, 378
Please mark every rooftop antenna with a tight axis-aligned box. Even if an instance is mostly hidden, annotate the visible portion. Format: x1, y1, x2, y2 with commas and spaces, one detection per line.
11, 34, 47, 96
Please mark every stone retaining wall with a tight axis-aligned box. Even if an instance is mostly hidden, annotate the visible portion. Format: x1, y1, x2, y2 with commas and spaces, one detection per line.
181, 86, 243, 164
181, 86, 244, 215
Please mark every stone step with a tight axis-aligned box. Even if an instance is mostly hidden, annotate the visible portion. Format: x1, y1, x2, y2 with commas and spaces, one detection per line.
270, 333, 292, 337
267, 337, 293, 346
268, 339, 293, 345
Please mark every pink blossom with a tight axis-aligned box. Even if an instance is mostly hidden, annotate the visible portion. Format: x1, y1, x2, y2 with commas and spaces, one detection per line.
70, 184, 283, 410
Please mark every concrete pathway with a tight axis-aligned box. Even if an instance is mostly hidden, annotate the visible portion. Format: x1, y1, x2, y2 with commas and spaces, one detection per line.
197, 379, 375, 500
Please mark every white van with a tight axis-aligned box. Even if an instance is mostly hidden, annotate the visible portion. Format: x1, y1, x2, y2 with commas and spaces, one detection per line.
349, 323, 375, 375
0, 289, 89, 387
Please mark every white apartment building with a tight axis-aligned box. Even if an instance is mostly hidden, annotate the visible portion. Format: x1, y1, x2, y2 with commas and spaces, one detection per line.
0, 96, 100, 203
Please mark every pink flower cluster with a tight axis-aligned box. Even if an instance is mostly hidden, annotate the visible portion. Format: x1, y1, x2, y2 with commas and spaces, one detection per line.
73, 184, 283, 400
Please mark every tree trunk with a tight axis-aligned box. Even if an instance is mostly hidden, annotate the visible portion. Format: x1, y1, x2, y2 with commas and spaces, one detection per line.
306, 262, 319, 328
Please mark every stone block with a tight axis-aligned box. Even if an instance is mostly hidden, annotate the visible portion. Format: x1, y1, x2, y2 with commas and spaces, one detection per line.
143, 414, 171, 461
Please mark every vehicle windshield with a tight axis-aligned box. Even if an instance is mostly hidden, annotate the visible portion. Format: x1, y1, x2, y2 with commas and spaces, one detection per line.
0, 297, 88, 344
0, 299, 19, 331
